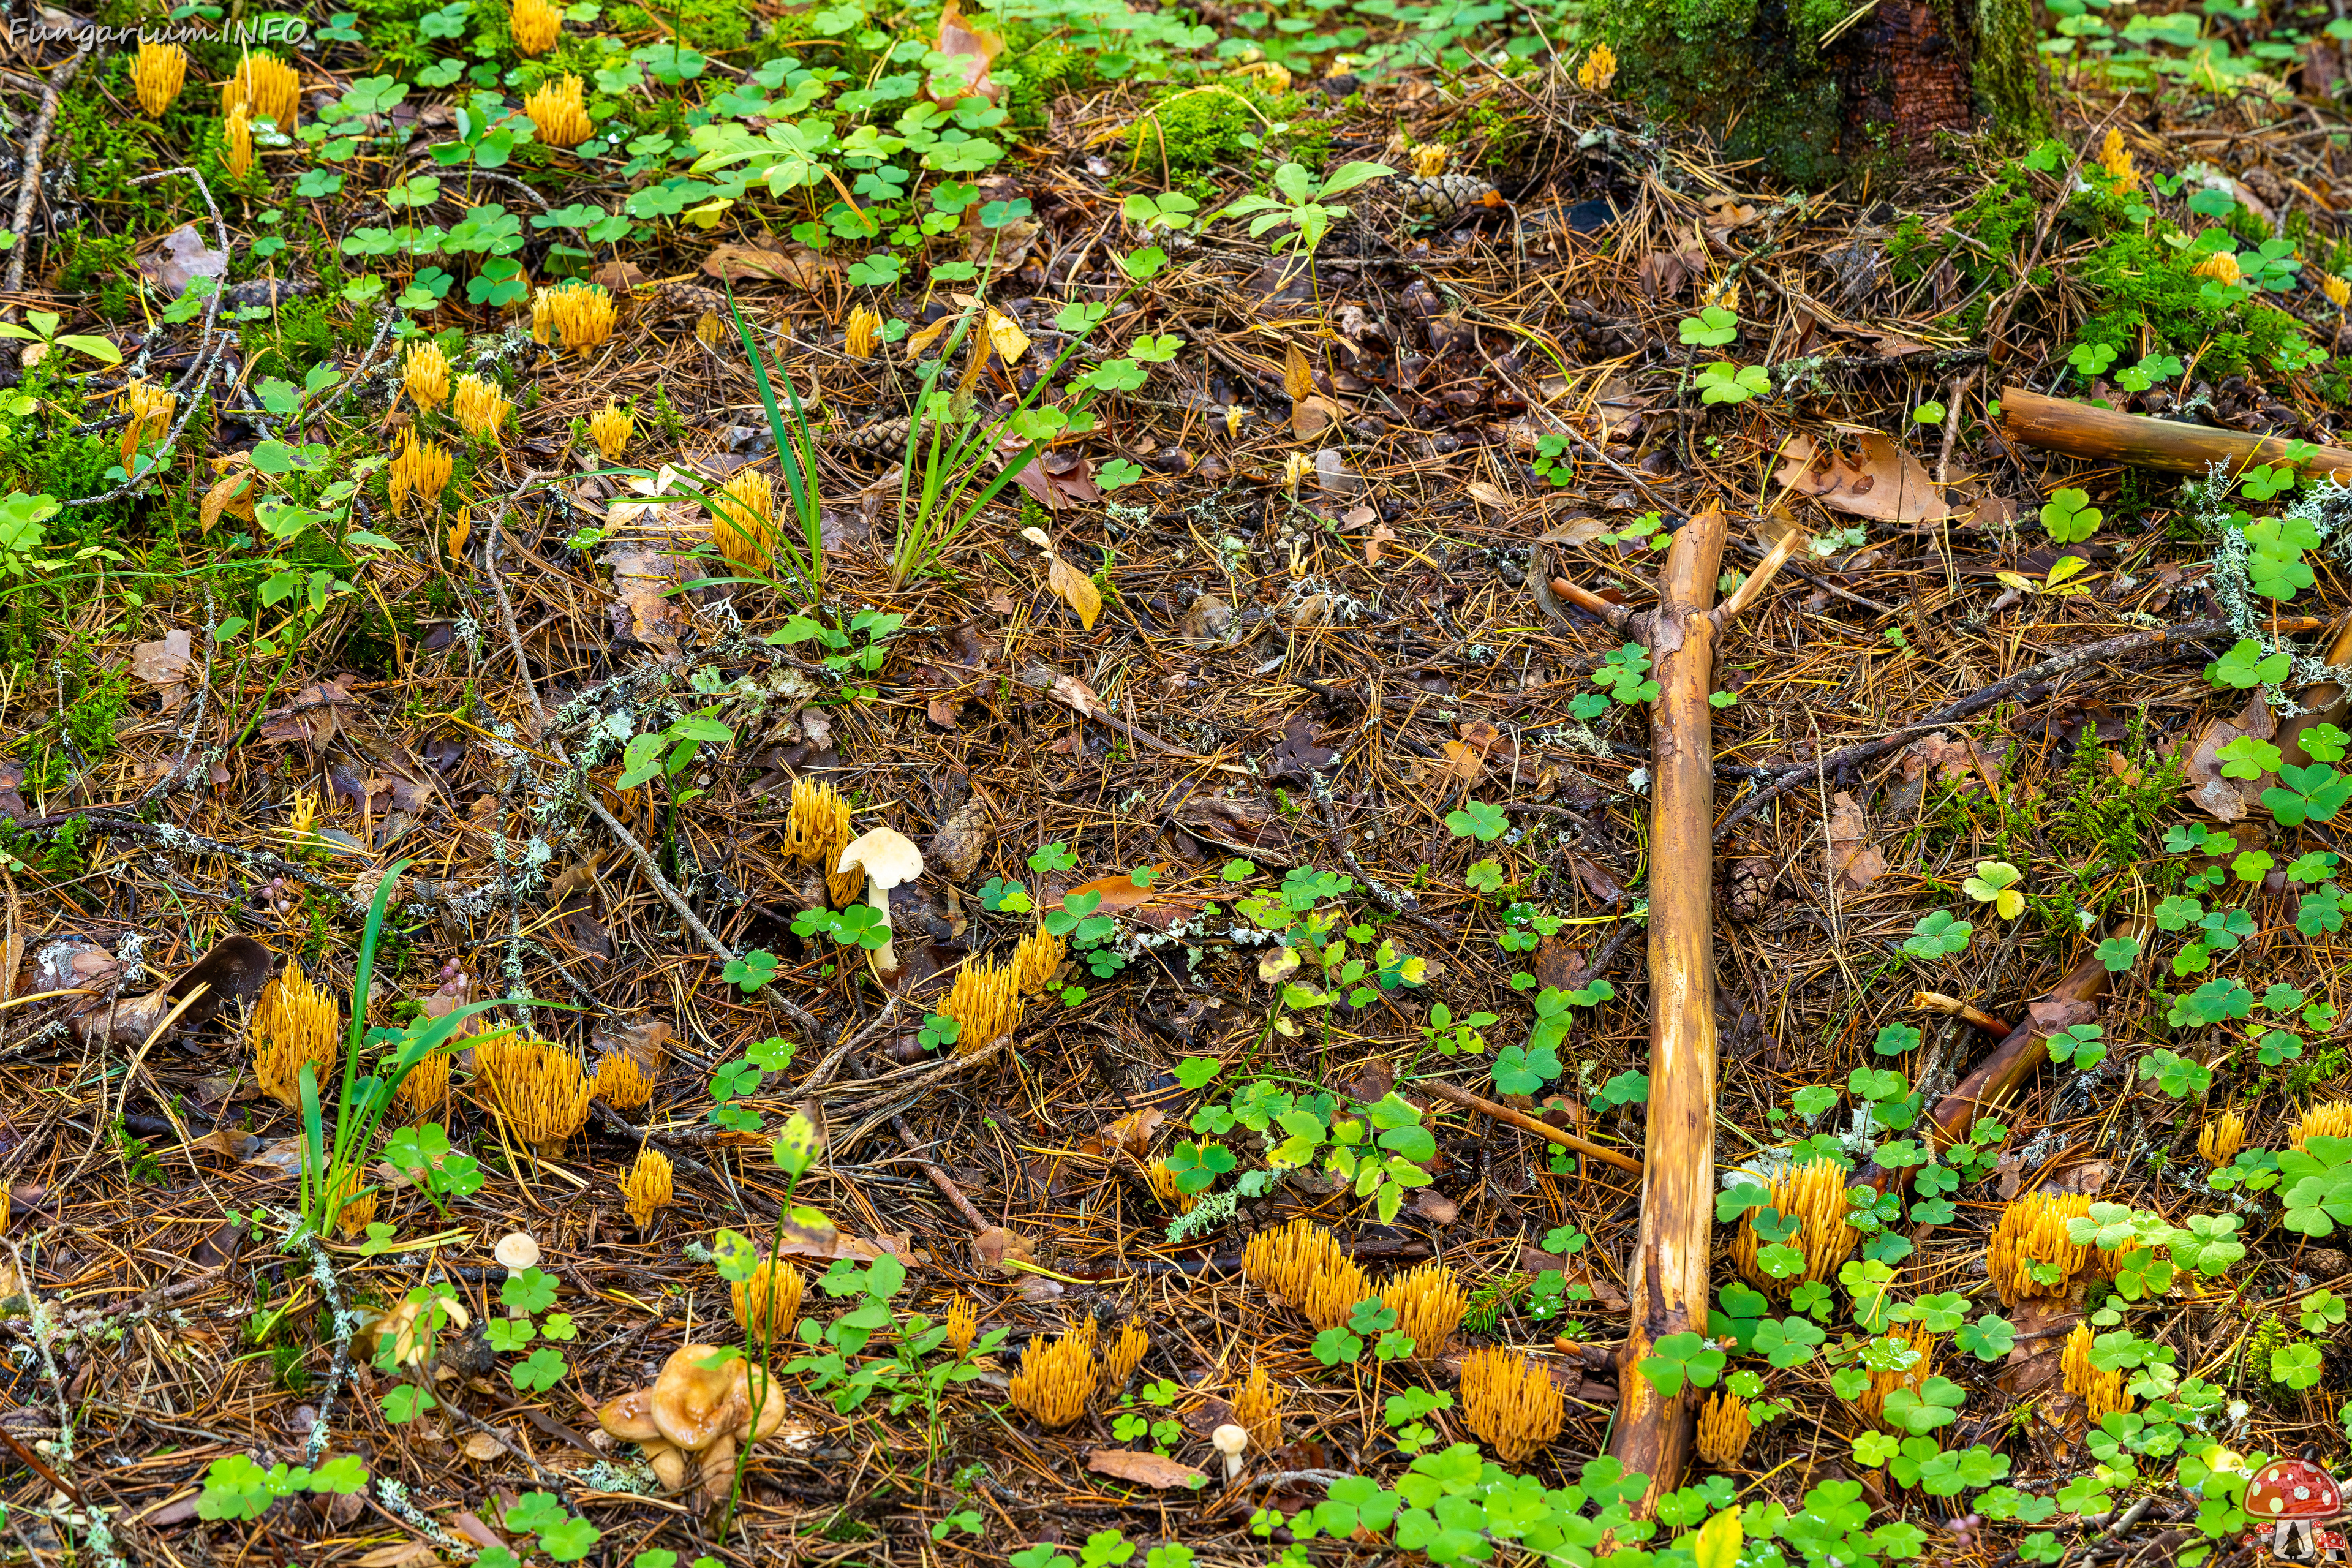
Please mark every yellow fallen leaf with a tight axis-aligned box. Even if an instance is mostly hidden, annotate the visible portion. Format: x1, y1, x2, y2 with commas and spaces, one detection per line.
1046, 551, 1101, 631
200, 466, 257, 533
1284, 340, 1316, 402
681, 197, 734, 229
905, 311, 961, 361
984, 306, 1031, 366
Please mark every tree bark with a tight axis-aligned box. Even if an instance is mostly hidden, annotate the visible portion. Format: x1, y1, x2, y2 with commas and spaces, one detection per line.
1609, 505, 1727, 1513
2001, 385, 2352, 482
1833, 0, 2049, 167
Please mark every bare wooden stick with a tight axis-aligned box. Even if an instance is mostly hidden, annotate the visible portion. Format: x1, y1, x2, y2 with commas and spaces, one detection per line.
1611, 502, 1728, 1515
1912, 990, 2011, 1039
1417, 1079, 1645, 1175
2000, 385, 2352, 481
2, 41, 89, 299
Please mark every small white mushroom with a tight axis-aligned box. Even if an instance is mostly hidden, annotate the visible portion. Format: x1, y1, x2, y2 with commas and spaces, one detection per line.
494, 1231, 541, 1272
835, 826, 925, 974
1212, 1422, 1250, 1483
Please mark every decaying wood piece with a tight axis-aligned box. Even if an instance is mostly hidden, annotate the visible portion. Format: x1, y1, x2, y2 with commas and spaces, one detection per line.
1609, 504, 1728, 1513
2000, 386, 2352, 482
1878, 915, 2152, 1191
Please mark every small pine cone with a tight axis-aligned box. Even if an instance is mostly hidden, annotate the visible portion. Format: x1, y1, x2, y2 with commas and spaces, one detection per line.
1725, 858, 1775, 924
1401, 173, 1501, 220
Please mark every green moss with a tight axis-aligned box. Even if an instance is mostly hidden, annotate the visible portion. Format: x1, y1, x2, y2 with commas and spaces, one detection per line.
54, 227, 139, 322
1002, 34, 1101, 137
242, 297, 361, 384
1126, 81, 1306, 178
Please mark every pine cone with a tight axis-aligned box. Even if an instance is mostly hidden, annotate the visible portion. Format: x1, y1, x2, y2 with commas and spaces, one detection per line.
1401, 173, 1502, 221
1725, 858, 1774, 924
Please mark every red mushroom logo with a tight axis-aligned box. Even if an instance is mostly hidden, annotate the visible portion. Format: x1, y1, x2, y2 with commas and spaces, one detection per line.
2247, 1457, 2345, 1561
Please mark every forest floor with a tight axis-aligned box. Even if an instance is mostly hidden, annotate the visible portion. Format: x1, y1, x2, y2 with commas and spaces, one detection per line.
11, 3, 2352, 1567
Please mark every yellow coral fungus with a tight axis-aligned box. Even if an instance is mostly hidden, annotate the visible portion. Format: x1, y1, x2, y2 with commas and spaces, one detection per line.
621, 1147, 673, 1227
387, 430, 455, 515
944, 1295, 978, 1355
328, 1166, 377, 1239
254, 967, 339, 1109
1410, 142, 1447, 178
1012, 925, 1067, 995
119, 379, 176, 469
404, 341, 451, 412
2201, 1109, 2247, 1167
510, 0, 563, 53
1851, 1321, 1935, 1428
2100, 127, 2138, 193
1240, 1218, 1348, 1310
524, 72, 590, 145
731, 1257, 804, 1343
1300, 1254, 1371, 1332
1382, 1261, 1468, 1360
1232, 1363, 1283, 1451
222, 52, 301, 128
1460, 1347, 1566, 1464
590, 1051, 654, 1109
1103, 1321, 1148, 1384
587, 401, 633, 461
2329, 274, 2351, 311
2193, 250, 2243, 287
1008, 1321, 1099, 1427
844, 306, 882, 360
547, 281, 617, 353
453, 374, 510, 442
940, 960, 1022, 1054
134, 42, 188, 118
1576, 41, 1617, 94
714, 469, 775, 574
396, 1049, 451, 1121
1141, 1156, 1197, 1214
2063, 1321, 2132, 1423
1986, 1189, 2097, 1304
474, 1035, 594, 1155
222, 102, 254, 181
2293, 1099, 2352, 1150
1695, 1390, 1754, 1469
1731, 1158, 1860, 1292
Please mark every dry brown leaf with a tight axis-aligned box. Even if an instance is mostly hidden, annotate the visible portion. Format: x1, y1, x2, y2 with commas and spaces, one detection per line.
1087, 1449, 1207, 1489
1065, 867, 1167, 914
461, 1431, 504, 1461
602, 546, 694, 650
355, 1542, 442, 1568
1363, 523, 1396, 565
1045, 552, 1102, 631
1291, 393, 1338, 441
974, 1224, 1037, 1273
1774, 432, 1954, 524
257, 675, 359, 747
1439, 739, 1487, 783
1099, 1106, 1163, 1160
130, 628, 194, 714
1466, 481, 1510, 510
200, 464, 257, 533
1826, 791, 1887, 891
927, 695, 963, 728
703, 243, 836, 289
932, 0, 1004, 102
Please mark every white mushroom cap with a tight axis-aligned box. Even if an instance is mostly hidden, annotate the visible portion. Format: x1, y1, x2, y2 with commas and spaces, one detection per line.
836, 826, 925, 972
494, 1232, 541, 1271
1212, 1422, 1250, 1482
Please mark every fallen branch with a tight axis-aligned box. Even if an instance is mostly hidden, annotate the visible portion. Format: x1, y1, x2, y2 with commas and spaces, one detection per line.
1417, 1079, 1643, 1175
1611, 503, 1730, 1515
2, 42, 89, 300
2000, 385, 2352, 481
1872, 916, 2151, 1191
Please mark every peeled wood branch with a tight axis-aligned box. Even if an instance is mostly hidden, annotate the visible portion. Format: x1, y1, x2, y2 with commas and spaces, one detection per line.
1419, 1079, 1644, 1175
2000, 385, 2352, 481
1610, 503, 1728, 1515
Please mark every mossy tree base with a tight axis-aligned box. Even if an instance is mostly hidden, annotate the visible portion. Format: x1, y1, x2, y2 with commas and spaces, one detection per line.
1597, 0, 2048, 189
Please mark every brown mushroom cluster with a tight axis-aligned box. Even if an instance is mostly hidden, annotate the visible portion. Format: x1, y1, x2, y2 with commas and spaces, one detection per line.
598, 1345, 789, 1506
